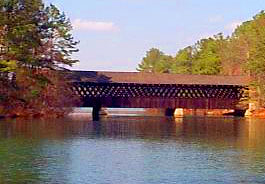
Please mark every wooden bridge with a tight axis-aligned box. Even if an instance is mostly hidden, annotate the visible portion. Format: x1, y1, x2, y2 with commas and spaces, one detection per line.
67, 71, 248, 120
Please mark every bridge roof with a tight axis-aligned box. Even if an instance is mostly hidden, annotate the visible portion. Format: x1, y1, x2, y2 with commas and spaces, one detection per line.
68, 71, 248, 86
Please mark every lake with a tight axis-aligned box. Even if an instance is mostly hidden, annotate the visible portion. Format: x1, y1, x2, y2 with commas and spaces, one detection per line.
0, 115, 265, 184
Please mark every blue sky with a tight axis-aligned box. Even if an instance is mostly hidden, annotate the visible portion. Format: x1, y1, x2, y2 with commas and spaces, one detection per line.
44, 0, 265, 71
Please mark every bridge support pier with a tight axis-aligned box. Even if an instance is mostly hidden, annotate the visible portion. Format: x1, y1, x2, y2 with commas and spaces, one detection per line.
92, 102, 102, 121
165, 108, 175, 117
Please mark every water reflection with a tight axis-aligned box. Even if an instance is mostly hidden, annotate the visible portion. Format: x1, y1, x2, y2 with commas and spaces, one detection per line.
0, 116, 265, 183
2, 116, 262, 148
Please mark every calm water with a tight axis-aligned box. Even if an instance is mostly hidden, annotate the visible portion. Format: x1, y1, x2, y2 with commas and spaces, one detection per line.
0, 115, 265, 184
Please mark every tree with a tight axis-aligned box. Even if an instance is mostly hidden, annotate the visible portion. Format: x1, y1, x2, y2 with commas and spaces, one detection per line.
0, 0, 79, 69
137, 48, 173, 73
171, 46, 193, 74
219, 36, 248, 75
219, 11, 265, 106
192, 34, 224, 75
237, 11, 265, 106
0, 0, 79, 117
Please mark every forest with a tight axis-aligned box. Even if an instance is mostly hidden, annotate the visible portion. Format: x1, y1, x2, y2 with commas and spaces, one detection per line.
138, 11, 265, 108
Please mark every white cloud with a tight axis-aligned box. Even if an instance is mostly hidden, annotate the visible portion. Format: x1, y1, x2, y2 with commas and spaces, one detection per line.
225, 21, 242, 32
72, 19, 119, 32
209, 15, 223, 23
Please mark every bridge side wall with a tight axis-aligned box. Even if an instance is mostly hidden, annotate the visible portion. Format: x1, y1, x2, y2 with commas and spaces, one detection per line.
73, 82, 244, 110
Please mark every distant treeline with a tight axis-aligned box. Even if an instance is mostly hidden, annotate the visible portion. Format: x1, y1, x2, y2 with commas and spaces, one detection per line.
137, 11, 265, 108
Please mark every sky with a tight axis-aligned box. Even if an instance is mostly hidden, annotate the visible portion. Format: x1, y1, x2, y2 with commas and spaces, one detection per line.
44, 0, 265, 72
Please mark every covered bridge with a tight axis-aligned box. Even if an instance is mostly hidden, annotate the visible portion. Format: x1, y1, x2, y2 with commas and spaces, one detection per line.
67, 71, 248, 119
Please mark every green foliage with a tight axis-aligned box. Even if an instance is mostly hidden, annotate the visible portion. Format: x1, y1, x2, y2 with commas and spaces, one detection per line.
0, 0, 43, 66
41, 4, 79, 67
171, 47, 192, 74
0, 0, 79, 68
137, 48, 173, 73
138, 35, 224, 75
192, 34, 224, 75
